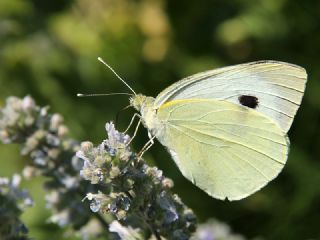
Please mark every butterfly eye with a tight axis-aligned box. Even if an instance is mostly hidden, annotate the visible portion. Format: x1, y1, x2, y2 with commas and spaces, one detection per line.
238, 95, 259, 109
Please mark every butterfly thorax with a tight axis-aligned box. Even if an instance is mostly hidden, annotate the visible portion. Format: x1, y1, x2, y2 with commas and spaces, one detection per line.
130, 94, 165, 137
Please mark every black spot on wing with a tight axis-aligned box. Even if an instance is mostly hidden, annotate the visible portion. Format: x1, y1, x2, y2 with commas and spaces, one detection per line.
238, 95, 259, 109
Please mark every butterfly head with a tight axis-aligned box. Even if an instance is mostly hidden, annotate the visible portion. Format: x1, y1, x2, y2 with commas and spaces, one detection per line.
130, 94, 147, 112
130, 94, 155, 112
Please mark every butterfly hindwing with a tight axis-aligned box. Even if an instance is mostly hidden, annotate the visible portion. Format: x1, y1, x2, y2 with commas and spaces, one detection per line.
156, 99, 289, 200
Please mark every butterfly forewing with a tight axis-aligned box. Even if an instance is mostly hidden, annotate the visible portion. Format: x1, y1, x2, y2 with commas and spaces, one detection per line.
154, 61, 307, 133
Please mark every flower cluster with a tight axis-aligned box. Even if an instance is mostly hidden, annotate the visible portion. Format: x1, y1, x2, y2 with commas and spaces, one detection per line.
78, 122, 197, 239
191, 219, 246, 240
0, 96, 197, 239
0, 174, 33, 239
0, 96, 106, 237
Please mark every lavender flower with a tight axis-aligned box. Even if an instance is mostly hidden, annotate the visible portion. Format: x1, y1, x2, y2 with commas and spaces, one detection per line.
192, 219, 246, 240
0, 174, 33, 239
1, 96, 196, 239
78, 122, 197, 239
0, 96, 107, 238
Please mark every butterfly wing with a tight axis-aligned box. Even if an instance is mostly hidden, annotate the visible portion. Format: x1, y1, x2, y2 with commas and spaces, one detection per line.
156, 99, 289, 200
154, 61, 307, 133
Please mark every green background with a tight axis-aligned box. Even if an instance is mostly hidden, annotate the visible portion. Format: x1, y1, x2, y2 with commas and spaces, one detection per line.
0, 0, 319, 239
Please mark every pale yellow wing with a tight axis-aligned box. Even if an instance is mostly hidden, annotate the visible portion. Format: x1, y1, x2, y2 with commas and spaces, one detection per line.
156, 99, 289, 200
154, 61, 307, 133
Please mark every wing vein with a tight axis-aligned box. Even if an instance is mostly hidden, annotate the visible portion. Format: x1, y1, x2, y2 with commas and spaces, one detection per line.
169, 123, 285, 165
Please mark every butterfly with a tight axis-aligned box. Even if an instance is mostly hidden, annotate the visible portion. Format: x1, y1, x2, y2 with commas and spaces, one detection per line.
98, 59, 308, 201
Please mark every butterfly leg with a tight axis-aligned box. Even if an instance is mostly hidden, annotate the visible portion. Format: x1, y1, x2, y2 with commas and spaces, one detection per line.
126, 118, 142, 146
137, 132, 156, 160
124, 113, 141, 134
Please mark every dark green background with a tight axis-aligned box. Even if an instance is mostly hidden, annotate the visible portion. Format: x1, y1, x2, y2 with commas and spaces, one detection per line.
1, 0, 319, 239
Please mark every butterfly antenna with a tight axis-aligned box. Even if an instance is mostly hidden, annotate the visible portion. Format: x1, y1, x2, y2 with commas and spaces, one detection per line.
98, 57, 137, 95
77, 93, 133, 97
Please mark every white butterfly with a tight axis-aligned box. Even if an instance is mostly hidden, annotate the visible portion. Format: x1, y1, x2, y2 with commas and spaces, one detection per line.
96, 59, 307, 201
